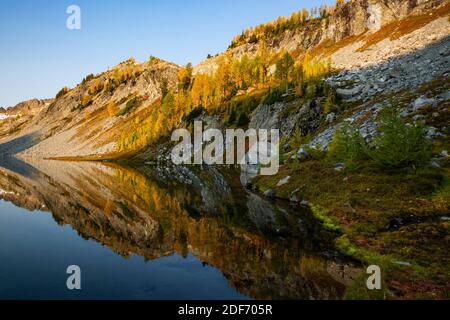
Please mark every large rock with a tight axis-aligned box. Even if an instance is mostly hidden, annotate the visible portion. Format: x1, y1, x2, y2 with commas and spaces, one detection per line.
276, 176, 291, 187
334, 163, 345, 172
413, 114, 425, 122
412, 96, 436, 111
264, 189, 277, 198
290, 194, 299, 203
326, 112, 336, 124
297, 147, 309, 160
439, 90, 450, 101
336, 86, 362, 100
424, 127, 441, 140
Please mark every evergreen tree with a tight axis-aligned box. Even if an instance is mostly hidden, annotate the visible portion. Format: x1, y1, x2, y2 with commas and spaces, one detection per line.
275, 51, 295, 93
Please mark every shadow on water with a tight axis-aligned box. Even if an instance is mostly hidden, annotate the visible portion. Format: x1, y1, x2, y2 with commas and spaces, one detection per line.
0, 133, 41, 178
0, 156, 361, 299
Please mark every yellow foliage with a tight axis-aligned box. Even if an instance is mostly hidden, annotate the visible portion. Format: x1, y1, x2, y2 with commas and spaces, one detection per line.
83, 109, 91, 125
107, 101, 117, 118
302, 54, 332, 80
81, 94, 91, 108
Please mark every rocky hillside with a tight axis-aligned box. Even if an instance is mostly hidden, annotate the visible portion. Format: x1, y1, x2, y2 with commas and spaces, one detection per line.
0, 58, 179, 158
0, 0, 448, 162
248, 14, 450, 152
195, 0, 447, 74
0, 99, 52, 138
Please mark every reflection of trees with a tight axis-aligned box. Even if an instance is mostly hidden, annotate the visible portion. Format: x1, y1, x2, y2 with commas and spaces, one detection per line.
0, 162, 356, 299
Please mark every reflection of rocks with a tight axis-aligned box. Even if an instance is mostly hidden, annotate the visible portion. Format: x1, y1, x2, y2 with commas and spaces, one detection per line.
240, 164, 259, 187
0, 160, 164, 259
0, 159, 360, 300
246, 193, 277, 231
327, 262, 363, 287
152, 161, 233, 213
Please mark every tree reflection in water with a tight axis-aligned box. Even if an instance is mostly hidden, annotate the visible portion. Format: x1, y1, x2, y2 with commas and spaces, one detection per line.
0, 159, 361, 299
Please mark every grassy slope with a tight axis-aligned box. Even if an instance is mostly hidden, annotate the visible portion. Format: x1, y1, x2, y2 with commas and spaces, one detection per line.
254, 160, 449, 299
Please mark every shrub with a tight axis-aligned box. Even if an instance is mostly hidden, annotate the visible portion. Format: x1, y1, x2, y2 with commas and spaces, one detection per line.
223, 94, 259, 127
107, 101, 117, 118
323, 86, 336, 114
80, 94, 92, 108
370, 107, 432, 169
224, 108, 237, 126
236, 112, 250, 127
289, 127, 303, 150
328, 106, 433, 171
328, 123, 367, 168
261, 88, 283, 105
149, 55, 158, 63
55, 86, 70, 99
182, 106, 204, 123
87, 79, 104, 96
305, 146, 327, 160
116, 96, 141, 117
81, 74, 94, 84
117, 94, 132, 106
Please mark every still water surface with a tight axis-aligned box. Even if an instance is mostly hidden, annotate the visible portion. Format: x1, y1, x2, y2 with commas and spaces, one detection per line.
0, 158, 358, 299
0, 200, 249, 299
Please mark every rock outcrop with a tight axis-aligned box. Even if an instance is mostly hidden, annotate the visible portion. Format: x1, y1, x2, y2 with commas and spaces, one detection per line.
195, 0, 447, 74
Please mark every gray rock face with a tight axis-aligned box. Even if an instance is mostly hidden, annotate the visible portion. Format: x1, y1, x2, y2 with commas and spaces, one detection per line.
197, 0, 445, 73
246, 193, 277, 231
300, 200, 309, 207
424, 127, 441, 140
334, 163, 345, 172
297, 147, 309, 160
264, 189, 276, 198
431, 160, 441, 168
413, 114, 426, 122
307, 126, 339, 151
290, 194, 299, 203
393, 261, 412, 267
336, 87, 362, 100
276, 176, 291, 187
326, 34, 450, 105
412, 96, 436, 111
367, 3, 382, 31
249, 103, 283, 132
249, 98, 324, 142
326, 113, 336, 124
440, 90, 450, 101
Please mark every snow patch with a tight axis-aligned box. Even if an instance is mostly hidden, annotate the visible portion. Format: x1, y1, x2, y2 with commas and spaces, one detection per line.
367, 4, 382, 31
0, 188, 15, 196
0, 114, 19, 121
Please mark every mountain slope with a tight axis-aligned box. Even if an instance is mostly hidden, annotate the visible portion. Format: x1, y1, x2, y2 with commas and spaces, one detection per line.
1, 58, 179, 159
0, 0, 448, 161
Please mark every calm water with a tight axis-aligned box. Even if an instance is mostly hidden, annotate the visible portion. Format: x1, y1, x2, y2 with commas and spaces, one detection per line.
0, 200, 249, 300
0, 158, 358, 299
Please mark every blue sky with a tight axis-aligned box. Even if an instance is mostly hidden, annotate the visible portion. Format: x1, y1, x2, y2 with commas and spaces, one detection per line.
0, 0, 333, 107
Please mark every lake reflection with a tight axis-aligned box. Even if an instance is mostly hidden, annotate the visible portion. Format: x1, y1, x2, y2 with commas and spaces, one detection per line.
0, 158, 359, 299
